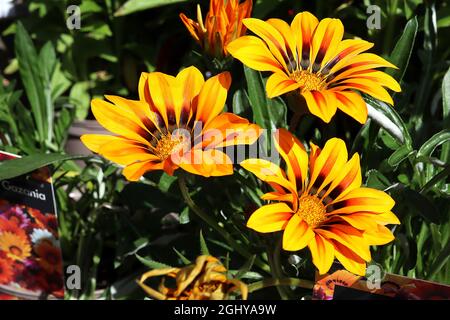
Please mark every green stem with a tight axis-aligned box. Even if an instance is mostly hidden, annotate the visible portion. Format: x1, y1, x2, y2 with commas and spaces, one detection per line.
177, 174, 271, 274
266, 237, 290, 300
248, 278, 315, 293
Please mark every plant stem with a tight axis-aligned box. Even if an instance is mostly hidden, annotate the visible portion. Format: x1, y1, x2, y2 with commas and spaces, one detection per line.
177, 174, 271, 274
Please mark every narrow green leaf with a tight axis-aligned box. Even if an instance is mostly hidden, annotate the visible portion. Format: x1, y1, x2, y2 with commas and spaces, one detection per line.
0, 154, 87, 180
135, 254, 173, 269
199, 229, 209, 256
366, 96, 412, 146
428, 239, 450, 280
173, 247, 191, 265
388, 145, 414, 167
386, 17, 418, 82
417, 130, 450, 159
179, 207, 190, 224
243, 66, 286, 129
441, 67, 450, 163
115, 0, 188, 16
235, 255, 256, 280
14, 22, 46, 144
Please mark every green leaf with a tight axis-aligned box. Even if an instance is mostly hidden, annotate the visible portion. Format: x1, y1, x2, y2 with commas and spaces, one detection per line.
388, 145, 414, 167
441, 67, 450, 164
400, 187, 441, 223
232, 89, 250, 116
158, 173, 177, 193
199, 229, 209, 256
366, 169, 391, 189
244, 66, 286, 129
173, 247, 191, 265
14, 22, 47, 144
417, 130, 450, 159
0, 154, 87, 180
179, 207, 190, 224
135, 254, 172, 269
365, 96, 412, 146
70, 81, 91, 120
428, 239, 450, 280
386, 17, 418, 82
235, 255, 256, 280
115, 0, 189, 16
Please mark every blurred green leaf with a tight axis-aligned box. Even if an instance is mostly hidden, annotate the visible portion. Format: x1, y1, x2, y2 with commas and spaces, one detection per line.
386, 17, 418, 82
235, 254, 256, 280
442, 67, 450, 164
15, 22, 47, 144
136, 254, 172, 269
115, 0, 189, 16
0, 153, 87, 180
158, 173, 177, 193
173, 247, 191, 265
179, 207, 190, 224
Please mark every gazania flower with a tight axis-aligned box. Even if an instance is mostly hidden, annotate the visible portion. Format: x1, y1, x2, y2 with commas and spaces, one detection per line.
241, 129, 400, 275
81, 66, 261, 181
2, 206, 31, 228
0, 256, 14, 284
180, 0, 252, 58
138, 255, 248, 300
227, 11, 401, 123
34, 242, 62, 273
0, 217, 27, 240
0, 231, 31, 261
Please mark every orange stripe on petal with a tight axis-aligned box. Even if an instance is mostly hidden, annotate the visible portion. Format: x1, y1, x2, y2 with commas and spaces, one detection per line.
310, 18, 344, 72
334, 91, 368, 124
308, 234, 334, 275
247, 203, 293, 233
282, 214, 315, 251
227, 36, 285, 73
241, 158, 296, 195
266, 72, 301, 98
328, 187, 395, 215
274, 128, 308, 192
91, 99, 151, 146
302, 90, 337, 123
291, 11, 319, 69
324, 153, 362, 201
195, 71, 231, 126
122, 160, 165, 181
307, 137, 348, 195
243, 18, 289, 71
333, 241, 367, 276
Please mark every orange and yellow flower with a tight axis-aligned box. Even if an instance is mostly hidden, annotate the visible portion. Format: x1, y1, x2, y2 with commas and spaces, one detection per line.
180, 0, 252, 58
0, 256, 14, 284
227, 11, 401, 123
81, 66, 261, 181
138, 255, 248, 300
241, 129, 399, 275
0, 231, 31, 261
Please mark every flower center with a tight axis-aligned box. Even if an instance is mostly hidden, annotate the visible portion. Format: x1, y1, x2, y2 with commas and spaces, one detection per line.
297, 195, 326, 227
154, 134, 185, 161
290, 70, 326, 92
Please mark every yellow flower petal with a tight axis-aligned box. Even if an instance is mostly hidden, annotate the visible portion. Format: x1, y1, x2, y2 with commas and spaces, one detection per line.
227, 36, 284, 73
301, 90, 337, 123
266, 72, 301, 98
247, 203, 293, 233
282, 214, 315, 251
195, 71, 231, 126
308, 234, 335, 275
334, 91, 368, 124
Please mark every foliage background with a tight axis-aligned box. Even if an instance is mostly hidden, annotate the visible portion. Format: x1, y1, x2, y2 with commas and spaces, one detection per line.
0, 0, 449, 299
